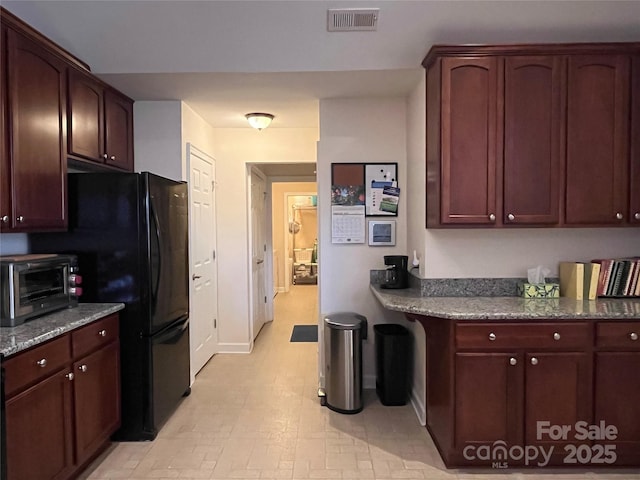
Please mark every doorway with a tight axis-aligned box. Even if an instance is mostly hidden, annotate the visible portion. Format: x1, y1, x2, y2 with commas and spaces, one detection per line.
247, 163, 317, 346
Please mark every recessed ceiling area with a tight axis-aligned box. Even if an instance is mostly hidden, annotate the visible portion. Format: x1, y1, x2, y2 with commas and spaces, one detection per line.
3, 1, 639, 129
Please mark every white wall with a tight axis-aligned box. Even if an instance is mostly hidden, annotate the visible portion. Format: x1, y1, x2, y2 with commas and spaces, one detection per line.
134, 101, 182, 180
405, 72, 428, 424
209, 128, 318, 352
317, 97, 410, 389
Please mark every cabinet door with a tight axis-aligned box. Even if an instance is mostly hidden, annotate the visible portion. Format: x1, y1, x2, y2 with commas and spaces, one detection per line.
5, 370, 74, 480
566, 55, 630, 225
630, 56, 640, 224
68, 69, 104, 162
455, 353, 523, 447
503, 56, 563, 225
525, 352, 592, 446
594, 352, 640, 464
104, 89, 134, 171
440, 57, 498, 225
73, 341, 121, 465
6, 28, 67, 231
0, 25, 10, 231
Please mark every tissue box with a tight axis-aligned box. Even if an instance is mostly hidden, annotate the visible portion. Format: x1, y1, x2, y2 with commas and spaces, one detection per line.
517, 283, 560, 298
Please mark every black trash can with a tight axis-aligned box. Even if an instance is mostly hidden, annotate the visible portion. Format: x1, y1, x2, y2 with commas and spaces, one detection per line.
374, 324, 411, 406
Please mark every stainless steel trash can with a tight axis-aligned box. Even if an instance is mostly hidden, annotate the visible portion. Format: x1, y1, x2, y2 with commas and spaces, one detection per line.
324, 312, 367, 414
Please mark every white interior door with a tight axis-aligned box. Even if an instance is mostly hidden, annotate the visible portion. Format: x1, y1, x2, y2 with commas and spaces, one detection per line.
188, 144, 218, 377
250, 169, 267, 341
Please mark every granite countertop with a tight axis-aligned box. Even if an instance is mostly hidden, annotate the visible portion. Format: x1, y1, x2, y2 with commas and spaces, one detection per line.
0, 303, 125, 357
370, 284, 640, 320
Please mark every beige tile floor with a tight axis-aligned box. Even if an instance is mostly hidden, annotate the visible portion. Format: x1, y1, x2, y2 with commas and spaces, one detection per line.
82, 286, 639, 480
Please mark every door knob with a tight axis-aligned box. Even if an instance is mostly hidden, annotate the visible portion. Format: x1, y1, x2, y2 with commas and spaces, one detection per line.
530, 357, 539, 366
507, 213, 515, 221
78, 364, 88, 373
509, 357, 517, 366
1, 215, 8, 223
615, 212, 623, 220
630, 332, 638, 341
488, 213, 496, 222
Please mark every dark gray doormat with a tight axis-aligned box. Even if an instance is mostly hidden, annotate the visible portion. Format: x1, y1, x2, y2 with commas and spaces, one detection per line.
290, 325, 318, 342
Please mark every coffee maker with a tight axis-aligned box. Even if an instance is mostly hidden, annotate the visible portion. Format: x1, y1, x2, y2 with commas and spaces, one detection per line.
381, 255, 409, 289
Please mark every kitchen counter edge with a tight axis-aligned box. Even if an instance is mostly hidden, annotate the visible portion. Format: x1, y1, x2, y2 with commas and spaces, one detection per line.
0, 303, 125, 357
370, 284, 640, 320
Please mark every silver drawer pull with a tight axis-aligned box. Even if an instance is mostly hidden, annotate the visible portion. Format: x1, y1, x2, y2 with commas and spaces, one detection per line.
531, 357, 539, 366
553, 332, 561, 341
98, 330, 107, 337
488, 332, 496, 341
509, 357, 517, 366
630, 332, 638, 341
36, 358, 47, 368
78, 364, 88, 373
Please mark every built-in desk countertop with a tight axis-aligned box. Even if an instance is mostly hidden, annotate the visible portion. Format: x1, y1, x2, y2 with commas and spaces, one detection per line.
370, 284, 640, 320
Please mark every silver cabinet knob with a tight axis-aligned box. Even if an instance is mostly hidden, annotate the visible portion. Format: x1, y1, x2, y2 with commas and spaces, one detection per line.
531, 357, 539, 366
16, 216, 24, 223
488, 332, 496, 341
36, 358, 47, 368
488, 213, 496, 222
65, 372, 75, 381
1, 215, 8, 223
103, 153, 108, 159
110, 155, 116, 161
78, 364, 88, 373
631, 332, 639, 341
507, 213, 515, 221
616, 212, 623, 220
509, 357, 517, 366
98, 329, 107, 337
635, 213, 640, 220
553, 332, 561, 341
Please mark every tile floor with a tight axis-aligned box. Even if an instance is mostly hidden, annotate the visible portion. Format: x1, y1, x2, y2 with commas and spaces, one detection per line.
82, 286, 639, 480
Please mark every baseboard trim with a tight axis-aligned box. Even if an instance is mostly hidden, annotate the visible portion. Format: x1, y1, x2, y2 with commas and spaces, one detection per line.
410, 388, 426, 426
216, 343, 252, 354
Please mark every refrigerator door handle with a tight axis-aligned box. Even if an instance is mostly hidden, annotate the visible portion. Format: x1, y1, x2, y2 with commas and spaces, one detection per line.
150, 201, 163, 306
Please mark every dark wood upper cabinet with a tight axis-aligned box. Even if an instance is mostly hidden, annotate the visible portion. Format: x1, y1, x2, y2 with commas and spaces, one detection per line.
631, 56, 640, 224
68, 69, 103, 161
4, 28, 67, 232
1, 24, 10, 230
68, 70, 134, 172
424, 43, 640, 229
566, 55, 630, 225
431, 56, 499, 226
104, 89, 134, 171
503, 56, 564, 225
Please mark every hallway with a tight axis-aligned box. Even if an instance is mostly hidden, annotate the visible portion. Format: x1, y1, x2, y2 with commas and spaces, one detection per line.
83, 285, 639, 479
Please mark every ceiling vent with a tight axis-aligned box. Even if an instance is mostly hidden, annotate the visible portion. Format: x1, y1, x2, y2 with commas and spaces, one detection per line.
327, 8, 379, 32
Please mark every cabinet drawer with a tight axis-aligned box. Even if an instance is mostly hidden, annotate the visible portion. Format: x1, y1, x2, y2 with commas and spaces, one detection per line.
3, 335, 71, 398
596, 322, 640, 349
456, 322, 591, 349
72, 314, 119, 358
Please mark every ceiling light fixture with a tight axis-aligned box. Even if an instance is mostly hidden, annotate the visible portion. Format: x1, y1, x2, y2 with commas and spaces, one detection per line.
245, 113, 274, 130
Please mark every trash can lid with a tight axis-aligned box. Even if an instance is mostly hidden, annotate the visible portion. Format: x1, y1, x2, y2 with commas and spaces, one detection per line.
324, 312, 367, 330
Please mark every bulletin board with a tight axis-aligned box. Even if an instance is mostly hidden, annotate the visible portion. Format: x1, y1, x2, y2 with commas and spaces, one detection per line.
330, 162, 400, 244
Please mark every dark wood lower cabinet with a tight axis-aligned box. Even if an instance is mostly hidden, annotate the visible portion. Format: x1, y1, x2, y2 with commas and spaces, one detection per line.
412, 315, 640, 468
5, 371, 75, 480
74, 341, 121, 466
3, 314, 121, 480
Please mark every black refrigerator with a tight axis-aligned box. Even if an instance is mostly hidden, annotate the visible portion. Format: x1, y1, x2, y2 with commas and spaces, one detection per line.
30, 172, 191, 441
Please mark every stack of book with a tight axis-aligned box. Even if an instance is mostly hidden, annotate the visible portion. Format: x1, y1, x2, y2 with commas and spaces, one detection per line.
559, 258, 640, 300
592, 258, 640, 298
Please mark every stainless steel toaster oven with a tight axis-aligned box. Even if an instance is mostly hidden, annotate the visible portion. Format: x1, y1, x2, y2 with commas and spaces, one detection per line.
0, 254, 81, 327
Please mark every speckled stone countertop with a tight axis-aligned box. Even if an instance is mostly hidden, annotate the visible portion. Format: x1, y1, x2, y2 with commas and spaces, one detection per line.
370, 284, 640, 320
0, 303, 125, 357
